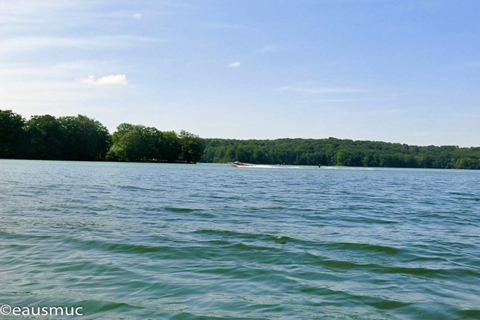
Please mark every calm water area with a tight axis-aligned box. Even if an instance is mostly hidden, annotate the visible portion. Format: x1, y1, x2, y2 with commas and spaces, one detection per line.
1, 160, 480, 319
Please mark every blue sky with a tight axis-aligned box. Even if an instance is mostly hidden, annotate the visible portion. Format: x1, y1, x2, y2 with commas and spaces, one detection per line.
1, 0, 479, 146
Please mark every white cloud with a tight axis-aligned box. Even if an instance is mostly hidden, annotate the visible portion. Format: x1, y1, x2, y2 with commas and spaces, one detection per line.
80, 75, 127, 86
133, 13, 141, 19
228, 62, 241, 68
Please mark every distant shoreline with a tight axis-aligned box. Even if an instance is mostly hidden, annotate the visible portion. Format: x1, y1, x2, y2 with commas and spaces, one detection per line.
2, 109, 479, 169
200, 137, 480, 170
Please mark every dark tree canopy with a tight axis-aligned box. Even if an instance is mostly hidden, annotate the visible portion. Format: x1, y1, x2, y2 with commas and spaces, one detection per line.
0, 110, 204, 163
0, 110, 26, 158
108, 124, 165, 162
1, 111, 111, 161
58, 115, 111, 161
179, 130, 204, 164
25, 115, 64, 160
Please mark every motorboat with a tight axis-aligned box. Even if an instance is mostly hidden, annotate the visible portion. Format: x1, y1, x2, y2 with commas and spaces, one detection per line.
228, 161, 254, 167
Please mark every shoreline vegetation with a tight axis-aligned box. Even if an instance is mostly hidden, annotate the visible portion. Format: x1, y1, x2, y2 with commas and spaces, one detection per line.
1, 110, 480, 169
0, 110, 203, 164
202, 138, 480, 170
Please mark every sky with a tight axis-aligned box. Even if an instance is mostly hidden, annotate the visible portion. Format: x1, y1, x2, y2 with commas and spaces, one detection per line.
1, 0, 480, 147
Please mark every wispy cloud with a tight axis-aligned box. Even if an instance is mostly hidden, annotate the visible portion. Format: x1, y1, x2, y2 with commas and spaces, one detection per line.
310, 98, 365, 103
0, 0, 74, 17
200, 22, 245, 30
0, 36, 166, 53
79, 75, 127, 86
0, 0, 92, 31
133, 13, 142, 19
279, 83, 368, 94
260, 44, 278, 53
228, 62, 241, 68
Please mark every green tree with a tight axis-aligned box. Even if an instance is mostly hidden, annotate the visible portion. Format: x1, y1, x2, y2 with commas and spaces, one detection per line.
108, 124, 150, 161
0, 110, 26, 158
59, 115, 111, 161
158, 131, 181, 162
455, 158, 480, 169
108, 124, 182, 162
25, 115, 63, 160
179, 130, 204, 163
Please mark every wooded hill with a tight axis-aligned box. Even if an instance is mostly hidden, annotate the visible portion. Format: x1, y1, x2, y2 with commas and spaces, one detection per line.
201, 138, 480, 169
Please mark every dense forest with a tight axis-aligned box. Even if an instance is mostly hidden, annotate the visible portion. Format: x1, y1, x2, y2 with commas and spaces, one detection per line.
201, 138, 480, 169
2, 109, 480, 169
0, 110, 203, 163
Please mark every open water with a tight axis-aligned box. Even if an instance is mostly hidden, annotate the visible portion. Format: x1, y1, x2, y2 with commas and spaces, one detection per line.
1, 160, 480, 319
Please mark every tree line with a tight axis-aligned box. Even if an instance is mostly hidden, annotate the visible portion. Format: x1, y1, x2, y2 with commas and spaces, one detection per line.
3, 109, 480, 169
0, 110, 203, 163
201, 138, 480, 169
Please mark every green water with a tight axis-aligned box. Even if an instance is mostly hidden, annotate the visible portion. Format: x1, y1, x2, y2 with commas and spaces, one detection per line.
1, 160, 480, 319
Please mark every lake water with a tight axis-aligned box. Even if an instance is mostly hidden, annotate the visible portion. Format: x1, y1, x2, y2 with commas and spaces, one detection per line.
1, 160, 480, 319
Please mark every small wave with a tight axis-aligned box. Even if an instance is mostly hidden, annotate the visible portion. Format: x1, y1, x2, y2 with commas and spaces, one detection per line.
450, 191, 475, 196
379, 266, 480, 278
81, 301, 139, 316
317, 259, 377, 270
324, 242, 404, 255
71, 238, 227, 261
365, 298, 412, 310
84, 240, 168, 254
193, 229, 315, 247
304, 257, 475, 279
164, 207, 202, 213
455, 309, 480, 319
